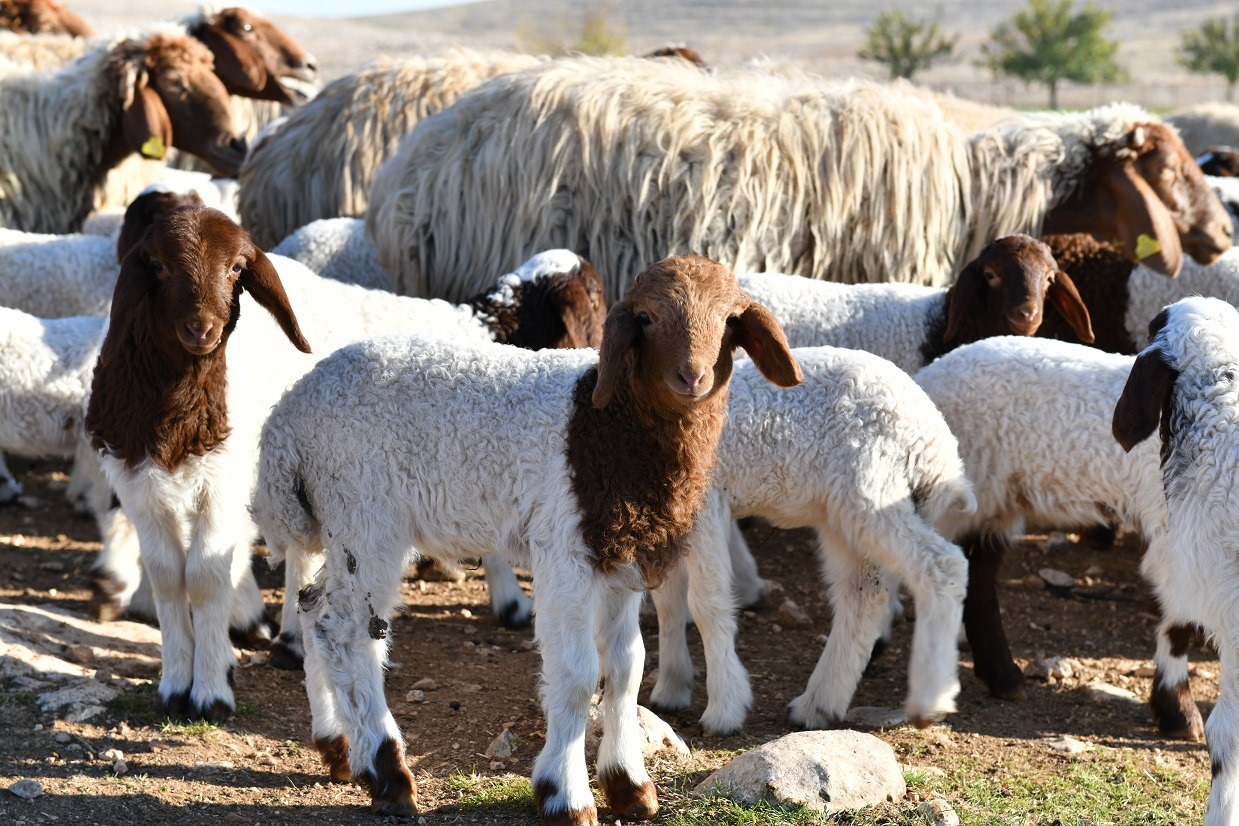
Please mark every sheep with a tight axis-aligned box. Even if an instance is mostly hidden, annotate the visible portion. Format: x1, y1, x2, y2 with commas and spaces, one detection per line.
1038, 234, 1239, 356
914, 337, 1180, 719
1208, 175, 1239, 240
1168, 102, 1239, 156
367, 56, 1229, 302
236, 49, 542, 249
250, 254, 802, 819
1198, 146, 1239, 178
0, 25, 247, 234
0, 0, 91, 37
648, 345, 973, 732
269, 218, 388, 290
1112, 296, 1239, 825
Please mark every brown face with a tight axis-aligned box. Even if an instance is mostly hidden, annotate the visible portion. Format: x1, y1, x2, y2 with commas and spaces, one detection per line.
550, 259, 607, 349
975, 236, 1060, 335
0, 0, 93, 36
193, 7, 319, 105
1133, 126, 1233, 265
142, 39, 248, 177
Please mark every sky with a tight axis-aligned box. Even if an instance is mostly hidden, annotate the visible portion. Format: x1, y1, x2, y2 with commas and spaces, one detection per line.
245, 0, 485, 18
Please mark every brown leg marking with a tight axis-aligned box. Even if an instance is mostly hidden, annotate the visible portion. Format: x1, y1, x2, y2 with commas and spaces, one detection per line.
598, 766, 658, 820
89, 572, 127, 623
356, 737, 417, 817
962, 533, 1027, 701
313, 735, 353, 783
533, 778, 599, 826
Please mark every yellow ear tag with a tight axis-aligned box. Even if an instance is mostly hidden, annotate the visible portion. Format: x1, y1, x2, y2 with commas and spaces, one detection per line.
140, 135, 167, 160
1134, 233, 1161, 260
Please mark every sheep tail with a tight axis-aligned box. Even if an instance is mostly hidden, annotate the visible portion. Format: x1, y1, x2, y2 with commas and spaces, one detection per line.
252, 425, 320, 567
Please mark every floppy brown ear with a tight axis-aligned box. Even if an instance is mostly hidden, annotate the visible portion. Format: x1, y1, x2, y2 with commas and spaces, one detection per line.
732, 302, 802, 388
100, 246, 158, 368
1104, 161, 1183, 278
240, 248, 311, 353
123, 78, 173, 161
943, 259, 984, 343
197, 27, 267, 94
1047, 270, 1095, 344
1112, 347, 1178, 452
592, 304, 640, 408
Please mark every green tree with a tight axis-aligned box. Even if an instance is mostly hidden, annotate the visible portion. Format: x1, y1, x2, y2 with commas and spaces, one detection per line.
518, 8, 625, 57
859, 9, 958, 81
980, 0, 1126, 109
1180, 15, 1239, 102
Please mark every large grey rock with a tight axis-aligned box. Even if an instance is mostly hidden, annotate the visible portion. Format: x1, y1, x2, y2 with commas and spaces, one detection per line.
692, 730, 905, 814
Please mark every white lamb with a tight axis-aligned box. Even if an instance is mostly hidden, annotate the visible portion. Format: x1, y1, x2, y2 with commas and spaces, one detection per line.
1112, 296, 1239, 825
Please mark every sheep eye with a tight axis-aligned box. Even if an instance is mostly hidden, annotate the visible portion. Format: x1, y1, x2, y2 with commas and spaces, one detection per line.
243, 23, 252, 32
231, 262, 243, 275
636, 311, 652, 326
984, 271, 1000, 285
726, 314, 741, 326
149, 259, 164, 273
1160, 165, 1176, 181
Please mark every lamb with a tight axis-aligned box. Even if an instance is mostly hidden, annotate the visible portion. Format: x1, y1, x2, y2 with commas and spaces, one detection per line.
1112, 296, 1239, 825
0, 25, 246, 234
366, 56, 1229, 302
236, 49, 542, 249
0, 0, 91, 36
1198, 146, 1239, 178
1208, 175, 1239, 239
269, 218, 388, 290
251, 254, 801, 819
1167, 102, 1239, 156
1039, 234, 1239, 355
914, 337, 1186, 728
649, 345, 973, 731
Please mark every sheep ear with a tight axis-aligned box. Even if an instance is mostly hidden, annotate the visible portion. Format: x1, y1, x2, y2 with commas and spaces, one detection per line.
240, 249, 312, 354
123, 75, 173, 161
196, 27, 267, 94
100, 247, 157, 368
1047, 269, 1095, 344
733, 301, 803, 388
1112, 347, 1178, 452
592, 304, 640, 408
1104, 160, 1183, 278
943, 259, 983, 343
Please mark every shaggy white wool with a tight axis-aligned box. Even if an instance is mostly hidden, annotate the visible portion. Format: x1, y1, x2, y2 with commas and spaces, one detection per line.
0, 227, 120, 317
1124, 247, 1239, 349
270, 218, 389, 290
238, 49, 543, 248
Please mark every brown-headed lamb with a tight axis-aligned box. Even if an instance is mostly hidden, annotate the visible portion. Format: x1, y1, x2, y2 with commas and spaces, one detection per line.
0, 0, 90, 37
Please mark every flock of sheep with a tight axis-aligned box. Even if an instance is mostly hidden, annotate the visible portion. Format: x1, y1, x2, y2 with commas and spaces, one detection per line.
11, 0, 1239, 823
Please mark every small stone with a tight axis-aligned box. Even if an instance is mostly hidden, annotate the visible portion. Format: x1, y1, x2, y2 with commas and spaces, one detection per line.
1044, 531, 1071, 550
1085, 564, 1105, 577
64, 644, 94, 664
112, 760, 128, 775
93, 669, 113, 684
766, 580, 785, 595
777, 599, 810, 627
1194, 667, 1217, 680
193, 760, 235, 771
489, 761, 505, 771
460, 609, 473, 618
406, 689, 426, 703
412, 678, 438, 691
148, 739, 174, 752
517, 640, 534, 652
8, 779, 43, 799
248, 651, 269, 667
54, 732, 72, 744
815, 634, 828, 645
917, 798, 961, 826
1135, 664, 1157, 678
1045, 735, 1093, 754
1038, 568, 1075, 588
449, 701, 461, 711
459, 683, 483, 693
486, 729, 515, 759
1023, 574, 1045, 589
32, 724, 42, 732
1085, 683, 1141, 705
418, 818, 427, 826
102, 748, 124, 762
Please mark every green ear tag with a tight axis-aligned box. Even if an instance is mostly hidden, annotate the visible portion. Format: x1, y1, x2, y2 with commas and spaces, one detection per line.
140, 135, 167, 160
1134, 233, 1161, 261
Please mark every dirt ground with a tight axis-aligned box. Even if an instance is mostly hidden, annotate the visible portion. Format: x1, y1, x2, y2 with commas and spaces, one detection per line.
0, 455, 1215, 824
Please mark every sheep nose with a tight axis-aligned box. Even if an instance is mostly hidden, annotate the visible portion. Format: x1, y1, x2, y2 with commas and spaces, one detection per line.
229, 136, 248, 155
678, 368, 707, 395
1018, 306, 1039, 322
186, 321, 214, 342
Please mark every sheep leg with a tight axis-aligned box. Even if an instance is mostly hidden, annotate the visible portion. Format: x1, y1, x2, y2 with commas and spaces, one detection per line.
727, 518, 767, 608
297, 570, 352, 784
530, 551, 600, 826
594, 586, 657, 820
270, 547, 322, 670
89, 498, 145, 623
0, 453, 19, 505
788, 528, 887, 729
184, 511, 251, 722
1206, 641, 1239, 826
312, 544, 416, 815
64, 455, 94, 514
1151, 620, 1205, 741
227, 538, 273, 650
648, 563, 693, 712
484, 553, 533, 629
961, 532, 1027, 701
687, 492, 751, 735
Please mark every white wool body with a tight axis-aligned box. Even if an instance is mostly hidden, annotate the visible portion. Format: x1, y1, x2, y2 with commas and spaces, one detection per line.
270, 218, 389, 290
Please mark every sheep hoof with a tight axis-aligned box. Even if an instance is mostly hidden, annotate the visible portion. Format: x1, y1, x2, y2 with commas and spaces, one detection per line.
370, 797, 418, 818
497, 599, 532, 630
1156, 707, 1205, 742
986, 681, 1028, 702
267, 636, 304, 671
533, 778, 598, 826
229, 618, 275, 649
360, 738, 418, 817
160, 689, 192, 719
194, 698, 234, 724
599, 768, 658, 819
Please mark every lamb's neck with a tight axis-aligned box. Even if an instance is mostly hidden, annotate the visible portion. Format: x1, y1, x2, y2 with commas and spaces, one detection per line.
918, 290, 953, 367
565, 367, 729, 589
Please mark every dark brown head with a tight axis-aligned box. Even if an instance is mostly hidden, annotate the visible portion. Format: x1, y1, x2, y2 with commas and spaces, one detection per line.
1197, 146, 1239, 178
642, 44, 706, 67
945, 234, 1093, 345
592, 254, 802, 414
1112, 308, 1177, 453
0, 0, 93, 36
470, 251, 608, 351
188, 7, 318, 105
116, 187, 205, 264
1046, 122, 1232, 277
115, 29, 249, 177
101, 206, 310, 368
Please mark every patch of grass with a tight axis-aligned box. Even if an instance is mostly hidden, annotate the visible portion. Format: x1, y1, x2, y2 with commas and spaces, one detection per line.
446, 770, 534, 810
158, 718, 218, 738
662, 790, 831, 825
233, 701, 262, 718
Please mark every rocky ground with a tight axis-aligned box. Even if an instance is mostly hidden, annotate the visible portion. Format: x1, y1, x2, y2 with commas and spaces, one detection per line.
0, 455, 1214, 823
